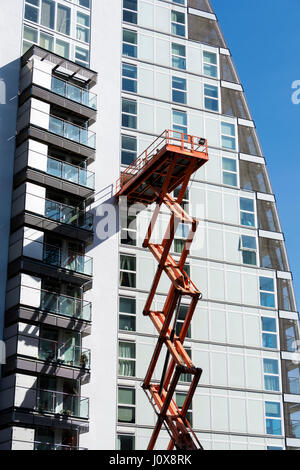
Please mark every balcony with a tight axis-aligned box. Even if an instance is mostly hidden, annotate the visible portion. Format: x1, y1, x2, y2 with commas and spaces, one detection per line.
42, 243, 93, 276
36, 388, 89, 419
38, 338, 91, 369
41, 289, 91, 322
47, 156, 95, 190
287, 377, 300, 395
34, 441, 87, 451
44, 198, 93, 231
288, 420, 300, 439
49, 115, 95, 149
51, 76, 97, 110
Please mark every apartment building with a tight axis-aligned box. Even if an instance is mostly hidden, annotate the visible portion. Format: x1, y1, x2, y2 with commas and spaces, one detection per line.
0, 0, 299, 451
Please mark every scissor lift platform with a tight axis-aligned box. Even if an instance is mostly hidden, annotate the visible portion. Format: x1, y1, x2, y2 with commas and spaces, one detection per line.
115, 130, 209, 450
115, 130, 208, 204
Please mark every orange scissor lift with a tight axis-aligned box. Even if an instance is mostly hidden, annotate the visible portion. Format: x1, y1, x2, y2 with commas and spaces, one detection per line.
115, 130, 209, 450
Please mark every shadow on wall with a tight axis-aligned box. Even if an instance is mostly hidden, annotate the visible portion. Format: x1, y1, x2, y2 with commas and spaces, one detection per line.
91, 184, 120, 248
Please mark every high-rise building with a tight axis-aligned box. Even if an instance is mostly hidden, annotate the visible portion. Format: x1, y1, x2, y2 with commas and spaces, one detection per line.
0, 0, 299, 451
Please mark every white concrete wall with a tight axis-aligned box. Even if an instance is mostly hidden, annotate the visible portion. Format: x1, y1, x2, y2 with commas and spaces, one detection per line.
0, 0, 24, 373
80, 0, 122, 450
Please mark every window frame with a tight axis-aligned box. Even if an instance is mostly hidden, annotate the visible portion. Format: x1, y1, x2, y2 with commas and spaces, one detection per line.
122, 28, 138, 58
120, 253, 137, 288
221, 121, 236, 151
118, 386, 136, 423
118, 340, 136, 377
119, 296, 136, 332
122, 62, 138, 94
203, 50, 218, 79
263, 358, 280, 392
171, 9, 186, 38
117, 434, 135, 450
176, 392, 193, 426
261, 316, 278, 350
240, 197, 256, 228
122, 98, 138, 130
172, 109, 187, 135
204, 83, 219, 112
222, 156, 238, 187
172, 76, 187, 104
265, 401, 282, 436
123, 0, 138, 25
121, 133, 137, 166
171, 42, 186, 70
260, 276, 276, 309
240, 234, 257, 266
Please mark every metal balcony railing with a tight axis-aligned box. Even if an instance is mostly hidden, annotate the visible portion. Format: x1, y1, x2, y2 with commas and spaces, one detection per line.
47, 156, 95, 189
288, 419, 300, 439
51, 76, 97, 110
49, 115, 96, 148
42, 242, 93, 276
287, 377, 300, 395
34, 441, 87, 451
35, 388, 89, 419
44, 197, 93, 231
38, 337, 91, 369
40, 289, 92, 321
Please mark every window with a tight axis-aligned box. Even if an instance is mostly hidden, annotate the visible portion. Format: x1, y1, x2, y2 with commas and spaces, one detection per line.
78, 0, 90, 8
123, 0, 137, 24
173, 110, 187, 135
122, 99, 137, 129
119, 297, 136, 332
176, 305, 191, 339
121, 212, 137, 246
174, 223, 189, 253
265, 402, 282, 436
40, 31, 54, 51
118, 341, 136, 377
121, 134, 137, 165
240, 235, 257, 266
122, 63, 137, 93
172, 76, 187, 104
171, 11, 185, 37
76, 12, 90, 43
117, 434, 135, 450
123, 29, 137, 58
172, 43, 186, 70
204, 84, 219, 112
120, 254, 136, 288
203, 51, 218, 78
23, 25, 38, 53
262, 317, 278, 349
222, 157, 237, 187
174, 185, 189, 212
180, 347, 192, 382
25, 0, 40, 23
240, 197, 255, 227
176, 393, 192, 426
56, 39, 70, 59
41, 0, 55, 30
173, 0, 185, 4
264, 359, 280, 391
75, 46, 89, 66
260, 277, 275, 308
56, 4, 71, 35
118, 387, 136, 423
267, 447, 283, 451
221, 122, 236, 150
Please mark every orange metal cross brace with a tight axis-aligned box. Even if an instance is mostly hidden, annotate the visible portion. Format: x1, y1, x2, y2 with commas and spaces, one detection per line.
115, 130, 209, 450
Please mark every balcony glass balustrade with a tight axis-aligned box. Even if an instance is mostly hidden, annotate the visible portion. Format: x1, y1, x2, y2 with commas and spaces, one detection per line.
34, 441, 87, 451
41, 242, 93, 276
40, 289, 91, 321
288, 377, 300, 395
289, 420, 300, 439
44, 198, 93, 231
49, 115, 96, 149
36, 388, 89, 419
38, 337, 91, 369
47, 156, 95, 189
51, 76, 97, 110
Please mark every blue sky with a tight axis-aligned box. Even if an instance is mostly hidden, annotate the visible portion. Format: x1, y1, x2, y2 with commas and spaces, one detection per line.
211, 0, 300, 310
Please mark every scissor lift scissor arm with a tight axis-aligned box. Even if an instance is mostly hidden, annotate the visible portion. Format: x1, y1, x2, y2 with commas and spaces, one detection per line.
115, 130, 209, 450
